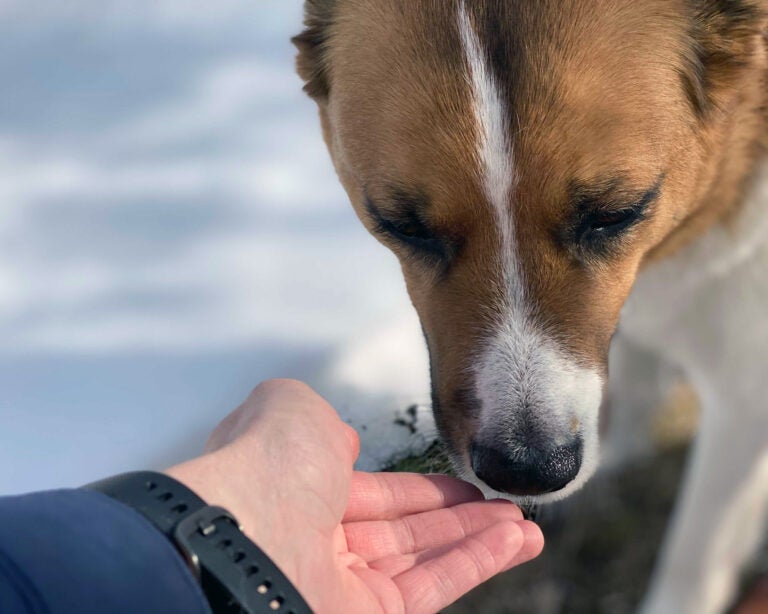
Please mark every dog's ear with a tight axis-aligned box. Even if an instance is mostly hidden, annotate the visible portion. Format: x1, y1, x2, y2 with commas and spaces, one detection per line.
684, 0, 768, 116
292, 0, 336, 100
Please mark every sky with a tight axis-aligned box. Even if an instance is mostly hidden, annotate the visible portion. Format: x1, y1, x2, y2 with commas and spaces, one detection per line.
0, 1, 435, 494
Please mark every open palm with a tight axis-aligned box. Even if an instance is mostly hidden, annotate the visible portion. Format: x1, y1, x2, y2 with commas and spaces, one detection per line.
169, 379, 544, 614
335, 471, 544, 614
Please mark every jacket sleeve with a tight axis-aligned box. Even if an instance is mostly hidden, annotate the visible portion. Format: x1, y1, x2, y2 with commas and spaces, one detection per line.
0, 488, 211, 614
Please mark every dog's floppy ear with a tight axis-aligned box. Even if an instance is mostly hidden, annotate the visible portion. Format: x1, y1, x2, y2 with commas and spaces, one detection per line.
684, 0, 768, 116
292, 0, 336, 100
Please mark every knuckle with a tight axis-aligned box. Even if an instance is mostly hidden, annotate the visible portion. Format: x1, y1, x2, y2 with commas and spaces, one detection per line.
251, 378, 314, 399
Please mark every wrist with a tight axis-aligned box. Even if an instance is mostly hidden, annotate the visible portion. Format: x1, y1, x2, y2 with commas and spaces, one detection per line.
164, 448, 297, 586
85, 470, 313, 614
165, 447, 272, 546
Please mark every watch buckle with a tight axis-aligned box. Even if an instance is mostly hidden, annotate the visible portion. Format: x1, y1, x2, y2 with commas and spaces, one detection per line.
172, 505, 240, 580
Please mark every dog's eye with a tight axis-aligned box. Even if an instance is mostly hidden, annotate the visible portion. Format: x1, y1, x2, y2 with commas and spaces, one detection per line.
567, 178, 661, 258
364, 195, 450, 262
588, 209, 639, 235
377, 216, 448, 261
390, 220, 432, 241
574, 206, 645, 255
376, 214, 435, 245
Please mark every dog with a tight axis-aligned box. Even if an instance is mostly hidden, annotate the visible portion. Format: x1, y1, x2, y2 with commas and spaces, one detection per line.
292, 1, 768, 612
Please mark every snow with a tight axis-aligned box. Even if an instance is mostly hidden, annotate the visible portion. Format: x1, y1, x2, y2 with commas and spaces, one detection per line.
0, 0, 435, 494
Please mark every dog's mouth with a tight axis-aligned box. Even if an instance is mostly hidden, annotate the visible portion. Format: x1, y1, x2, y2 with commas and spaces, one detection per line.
519, 502, 539, 521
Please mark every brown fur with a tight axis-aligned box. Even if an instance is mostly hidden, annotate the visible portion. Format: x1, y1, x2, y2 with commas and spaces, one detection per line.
294, 0, 768, 459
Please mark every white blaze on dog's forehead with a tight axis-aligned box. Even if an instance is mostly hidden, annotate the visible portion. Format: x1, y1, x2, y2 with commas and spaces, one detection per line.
457, 3, 514, 237
458, 3, 604, 503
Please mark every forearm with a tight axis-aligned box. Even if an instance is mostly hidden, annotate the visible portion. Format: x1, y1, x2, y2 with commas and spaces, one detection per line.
0, 489, 210, 614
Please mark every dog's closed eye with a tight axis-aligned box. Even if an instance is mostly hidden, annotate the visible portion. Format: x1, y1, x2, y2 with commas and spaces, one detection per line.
375, 213, 449, 262
365, 191, 454, 264
565, 175, 663, 258
578, 206, 646, 247
589, 208, 642, 233
381, 217, 434, 243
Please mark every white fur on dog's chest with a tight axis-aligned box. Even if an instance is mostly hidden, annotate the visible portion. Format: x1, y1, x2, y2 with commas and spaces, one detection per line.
620, 161, 768, 380
619, 161, 768, 614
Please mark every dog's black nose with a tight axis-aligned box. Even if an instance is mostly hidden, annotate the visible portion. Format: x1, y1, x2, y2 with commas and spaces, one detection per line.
470, 439, 582, 496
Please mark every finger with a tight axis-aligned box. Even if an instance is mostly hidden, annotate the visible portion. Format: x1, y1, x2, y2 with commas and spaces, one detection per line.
346, 565, 405, 614
345, 472, 484, 522
501, 520, 544, 571
342, 422, 361, 465
392, 520, 530, 614
344, 499, 523, 562
367, 518, 537, 579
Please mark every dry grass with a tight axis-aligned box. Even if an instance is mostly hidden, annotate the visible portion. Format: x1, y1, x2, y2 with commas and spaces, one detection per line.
385, 388, 767, 613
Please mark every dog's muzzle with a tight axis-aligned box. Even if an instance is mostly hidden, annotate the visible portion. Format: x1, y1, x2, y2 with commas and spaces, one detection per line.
470, 437, 583, 496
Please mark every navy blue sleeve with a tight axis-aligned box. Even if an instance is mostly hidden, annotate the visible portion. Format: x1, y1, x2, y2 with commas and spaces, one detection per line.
0, 489, 211, 614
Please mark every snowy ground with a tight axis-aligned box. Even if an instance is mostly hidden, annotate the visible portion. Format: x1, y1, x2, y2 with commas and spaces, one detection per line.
0, 1, 435, 494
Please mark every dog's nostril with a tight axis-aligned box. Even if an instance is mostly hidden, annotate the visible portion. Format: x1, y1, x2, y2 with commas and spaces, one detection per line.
470, 439, 582, 496
544, 441, 582, 486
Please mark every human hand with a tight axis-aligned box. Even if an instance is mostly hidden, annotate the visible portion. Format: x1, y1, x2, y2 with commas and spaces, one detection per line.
166, 379, 544, 614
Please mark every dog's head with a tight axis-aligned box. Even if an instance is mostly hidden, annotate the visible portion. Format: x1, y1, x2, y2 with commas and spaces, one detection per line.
294, 0, 768, 501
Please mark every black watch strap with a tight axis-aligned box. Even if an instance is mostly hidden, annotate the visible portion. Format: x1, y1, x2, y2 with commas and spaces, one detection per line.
85, 471, 313, 614
86, 471, 207, 538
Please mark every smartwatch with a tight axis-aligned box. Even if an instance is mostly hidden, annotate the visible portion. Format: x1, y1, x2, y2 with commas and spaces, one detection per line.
85, 471, 313, 614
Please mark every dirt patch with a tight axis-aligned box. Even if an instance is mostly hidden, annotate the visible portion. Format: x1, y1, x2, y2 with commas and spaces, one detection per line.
445, 446, 687, 614
389, 441, 768, 613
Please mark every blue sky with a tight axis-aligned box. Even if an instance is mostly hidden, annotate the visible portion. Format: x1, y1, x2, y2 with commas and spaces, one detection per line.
0, 1, 434, 494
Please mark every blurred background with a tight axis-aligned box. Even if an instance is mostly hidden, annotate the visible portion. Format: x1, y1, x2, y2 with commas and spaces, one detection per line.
0, 0, 434, 495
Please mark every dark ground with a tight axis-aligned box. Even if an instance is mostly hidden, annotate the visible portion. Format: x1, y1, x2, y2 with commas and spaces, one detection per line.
446, 446, 688, 614
390, 437, 768, 614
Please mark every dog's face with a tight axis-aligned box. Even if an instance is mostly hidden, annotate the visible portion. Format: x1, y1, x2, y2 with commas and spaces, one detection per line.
294, 0, 767, 501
